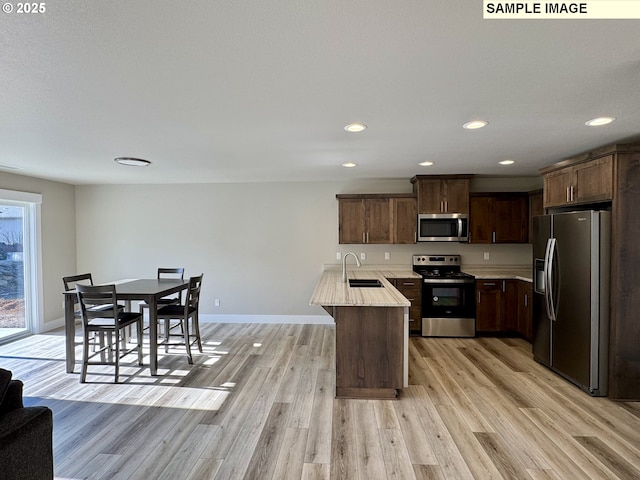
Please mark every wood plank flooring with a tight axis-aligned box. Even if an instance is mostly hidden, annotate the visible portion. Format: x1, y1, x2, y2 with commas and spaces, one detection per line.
1, 323, 639, 479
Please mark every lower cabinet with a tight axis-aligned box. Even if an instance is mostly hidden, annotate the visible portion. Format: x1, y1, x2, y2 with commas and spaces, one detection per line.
476, 280, 503, 332
476, 278, 532, 339
388, 277, 421, 335
517, 280, 533, 341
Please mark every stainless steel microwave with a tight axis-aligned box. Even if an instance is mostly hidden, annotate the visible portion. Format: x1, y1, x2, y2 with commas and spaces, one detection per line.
417, 213, 469, 242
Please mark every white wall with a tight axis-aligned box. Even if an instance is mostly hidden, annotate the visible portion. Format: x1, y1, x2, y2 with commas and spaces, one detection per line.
75, 177, 538, 320
0, 171, 76, 329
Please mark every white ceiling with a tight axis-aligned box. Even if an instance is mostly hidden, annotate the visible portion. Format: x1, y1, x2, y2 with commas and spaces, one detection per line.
2, 1, 640, 185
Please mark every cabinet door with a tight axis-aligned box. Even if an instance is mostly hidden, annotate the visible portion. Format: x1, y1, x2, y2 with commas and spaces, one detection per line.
393, 278, 422, 335
528, 190, 544, 243
476, 280, 502, 332
366, 198, 392, 244
392, 197, 416, 244
469, 196, 493, 243
444, 179, 470, 214
501, 280, 518, 332
517, 280, 533, 341
494, 196, 528, 243
470, 194, 528, 244
543, 168, 573, 208
417, 179, 445, 213
574, 155, 614, 203
338, 199, 366, 244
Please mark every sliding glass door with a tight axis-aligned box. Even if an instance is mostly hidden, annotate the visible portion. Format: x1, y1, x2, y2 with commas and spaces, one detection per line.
0, 190, 41, 343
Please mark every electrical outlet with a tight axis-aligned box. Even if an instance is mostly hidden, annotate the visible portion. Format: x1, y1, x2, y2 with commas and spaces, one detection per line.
214, 299, 220, 307
384, 252, 390, 260
360, 252, 366, 261
336, 252, 341, 260
484, 252, 490, 260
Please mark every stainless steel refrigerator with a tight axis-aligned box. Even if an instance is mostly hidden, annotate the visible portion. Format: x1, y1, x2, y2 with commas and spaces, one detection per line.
532, 210, 610, 396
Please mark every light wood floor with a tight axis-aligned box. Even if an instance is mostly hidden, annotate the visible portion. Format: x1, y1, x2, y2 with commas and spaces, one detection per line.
1, 323, 639, 479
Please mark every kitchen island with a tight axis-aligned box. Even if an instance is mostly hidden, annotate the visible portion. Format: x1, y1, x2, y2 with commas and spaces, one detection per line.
310, 269, 411, 399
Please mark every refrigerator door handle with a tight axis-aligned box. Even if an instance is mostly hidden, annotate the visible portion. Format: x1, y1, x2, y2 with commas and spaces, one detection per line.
546, 237, 558, 321
543, 238, 552, 319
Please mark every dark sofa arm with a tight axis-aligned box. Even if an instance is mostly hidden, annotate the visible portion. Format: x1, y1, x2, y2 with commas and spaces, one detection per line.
0, 406, 54, 480
0, 379, 24, 415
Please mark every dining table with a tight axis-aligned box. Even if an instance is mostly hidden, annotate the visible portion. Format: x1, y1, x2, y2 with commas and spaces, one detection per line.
63, 278, 190, 376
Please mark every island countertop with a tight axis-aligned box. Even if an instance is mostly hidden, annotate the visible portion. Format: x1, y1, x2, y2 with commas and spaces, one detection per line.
310, 269, 411, 307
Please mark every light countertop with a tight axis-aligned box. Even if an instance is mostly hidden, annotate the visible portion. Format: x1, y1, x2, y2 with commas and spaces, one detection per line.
310, 269, 411, 307
461, 265, 533, 283
310, 264, 533, 307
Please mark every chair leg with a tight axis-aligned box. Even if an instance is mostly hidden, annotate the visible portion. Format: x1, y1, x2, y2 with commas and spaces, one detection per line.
164, 319, 171, 353
80, 330, 90, 383
136, 319, 144, 366
114, 329, 120, 383
194, 313, 202, 353
183, 318, 193, 364
99, 332, 106, 363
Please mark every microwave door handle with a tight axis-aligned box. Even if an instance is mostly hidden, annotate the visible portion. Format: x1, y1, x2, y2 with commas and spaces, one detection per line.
457, 218, 463, 241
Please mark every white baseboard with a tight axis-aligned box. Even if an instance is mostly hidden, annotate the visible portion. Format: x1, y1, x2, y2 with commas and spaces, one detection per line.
42, 313, 333, 332
40, 317, 65, 333
199, 314, 333, 324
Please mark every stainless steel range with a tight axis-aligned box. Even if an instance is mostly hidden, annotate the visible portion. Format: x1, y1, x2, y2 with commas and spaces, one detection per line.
412, 254, 476, 337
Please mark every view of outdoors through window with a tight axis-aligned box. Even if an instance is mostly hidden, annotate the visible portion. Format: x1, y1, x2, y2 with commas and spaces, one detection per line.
0, 205, 25, 334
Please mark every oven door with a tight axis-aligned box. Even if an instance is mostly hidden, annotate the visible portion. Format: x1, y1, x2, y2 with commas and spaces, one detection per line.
422, 279, 475, 318
422, 279, 476, 337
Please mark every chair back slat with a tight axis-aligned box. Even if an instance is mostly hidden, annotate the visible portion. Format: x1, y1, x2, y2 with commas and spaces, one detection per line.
76, 284, 118, 322
63, 273, 93, 292
186, 274, 203, 312
158, 268, 184, 280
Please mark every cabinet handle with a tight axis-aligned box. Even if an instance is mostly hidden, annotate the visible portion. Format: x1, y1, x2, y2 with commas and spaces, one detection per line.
483, 282, 497, 286
402, 282, 415, 286
440, 201, 444, 212
571, 185, 575, 202
524, 294, 528, 307
444, 201, 448, 212
366, 232, 369, 243
362, 232, 366, 243
492, 231, 496, 243
477, 291, 481, 304
566, 186, 571, 203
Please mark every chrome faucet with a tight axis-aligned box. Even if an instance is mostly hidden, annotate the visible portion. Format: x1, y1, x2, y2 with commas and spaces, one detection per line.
342, 252, 361, 282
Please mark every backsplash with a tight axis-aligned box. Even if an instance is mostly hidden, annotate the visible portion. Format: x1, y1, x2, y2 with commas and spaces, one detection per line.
331, 242, 533, 268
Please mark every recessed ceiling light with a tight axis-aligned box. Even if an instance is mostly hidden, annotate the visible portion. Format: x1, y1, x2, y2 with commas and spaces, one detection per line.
585, 117, 616, 126
344, 123, 367, 133
499, 159, 515, 165
463, 120, 488, 130
342, 162, 357, 168
418, 161, 434, 166
114, 157, 151, 167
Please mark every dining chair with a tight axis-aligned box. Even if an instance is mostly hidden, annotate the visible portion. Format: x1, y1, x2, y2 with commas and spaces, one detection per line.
138, 268, 185, 340
139, 268, 185, 313
155, 274, 203, 364
76, 284, 144, 383
63, 273, 125, 354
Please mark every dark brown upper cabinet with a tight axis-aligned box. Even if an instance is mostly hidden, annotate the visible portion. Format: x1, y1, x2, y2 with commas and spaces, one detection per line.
469, 193, 528, 244
410, 175, 471, 214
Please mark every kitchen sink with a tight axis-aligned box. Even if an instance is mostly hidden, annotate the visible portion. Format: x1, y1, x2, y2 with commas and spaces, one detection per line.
348, 279, 383, 288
